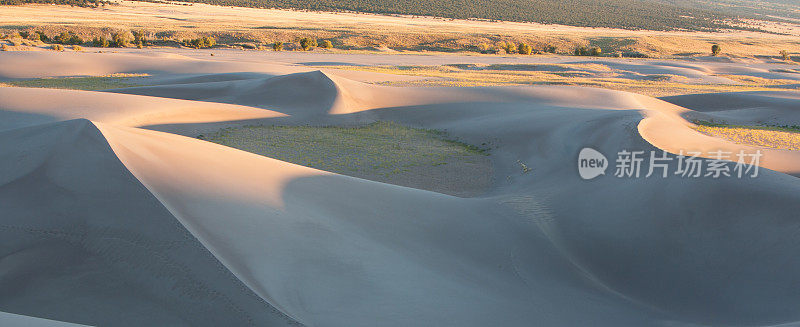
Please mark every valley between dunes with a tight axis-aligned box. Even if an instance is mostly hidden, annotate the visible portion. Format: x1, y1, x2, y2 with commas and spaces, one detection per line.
0, 49, 799, 327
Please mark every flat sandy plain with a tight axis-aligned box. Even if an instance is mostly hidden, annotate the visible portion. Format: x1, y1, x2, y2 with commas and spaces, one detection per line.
1, 2, 800, 327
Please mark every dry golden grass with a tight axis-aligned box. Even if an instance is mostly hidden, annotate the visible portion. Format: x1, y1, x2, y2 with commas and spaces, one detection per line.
325, 64, 799, 97
693, 122, 800, 151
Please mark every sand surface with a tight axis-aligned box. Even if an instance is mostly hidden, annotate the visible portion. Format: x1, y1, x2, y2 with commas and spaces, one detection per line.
1, 49, 799, 326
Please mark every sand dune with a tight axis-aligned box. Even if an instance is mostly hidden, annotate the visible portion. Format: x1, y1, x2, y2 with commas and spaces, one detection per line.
1, 50, 800, 326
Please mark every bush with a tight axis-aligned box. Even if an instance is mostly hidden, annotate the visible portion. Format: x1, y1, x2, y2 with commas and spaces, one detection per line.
273, 41, 283, 51
544, 45, 557, 53
51, 44, 64, 51
73, 45, 83, 51
92, 36, 109, 47
320, 39, 333, 49
112, 31, 134, 47
187, 36, 216, 49
299, 37, 317, 50
34, 31, 49, 42
1, 44, 8, 51
780, 50, 790, 61
132, 30, 147, 47
574, 47, 602, 56
26, 31, 40, 41
54, 32, 70, 44
711, 44, 721, 56
517, 43, 532, 55
19, 31, 29, 39
499, 42, 516, 54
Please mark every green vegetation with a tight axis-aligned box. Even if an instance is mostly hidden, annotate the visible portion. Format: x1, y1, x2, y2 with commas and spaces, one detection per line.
320, 39, 333, 49
53, 31, 83, 45
780, 50, 790, 60
517, 43, 532, 55
92, 36, 109, 47
200, 121, 488, 177
299, 37, 317, 50
112, 31, 134, 47
0, 0, 110, 7
273, 41, 284, 51
711, 44, 721, 56
0, 74, 149, 90
127, 0, 753, 31
186, 36, 216, 48
574, 46, 602, 56
692, 120, 800, 151
324, 64, 800, 97
51, 44, 64, 51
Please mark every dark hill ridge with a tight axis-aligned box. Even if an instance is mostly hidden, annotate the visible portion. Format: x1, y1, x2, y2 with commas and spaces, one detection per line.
1, 0, 765, 31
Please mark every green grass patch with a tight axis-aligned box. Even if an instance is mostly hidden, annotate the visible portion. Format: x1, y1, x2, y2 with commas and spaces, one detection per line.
692, 120, 800, 151
0, 73, 149, 90
200, 121, 489, 178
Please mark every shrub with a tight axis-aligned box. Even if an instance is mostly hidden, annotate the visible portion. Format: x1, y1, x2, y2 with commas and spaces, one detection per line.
780, 50, 790, 61
711, 44, 721, 56
132, 30, 147, 46
590, 47, 602, 56
187, 36, 216, 49
34, 31, 49, 42
54, 32, 70, 44
544, 45, 557, 53
92, 36, 109, 47
502, 42, 516, 54
73, 45, 83, 51
112, 31, 134, 47
517, 43, 532, 55
54, 31, 83, 45
273, 41, 283, 51
299, 37, 317, 50
1, 44, 8, 51
51, 44, 64, 51
320, 40, 333, 49
26, 31, 40, 41
574, 47, 587, 56
19, 31, 29, 39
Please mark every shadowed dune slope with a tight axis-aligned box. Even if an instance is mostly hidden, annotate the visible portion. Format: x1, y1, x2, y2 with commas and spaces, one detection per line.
0, 119, 298, 327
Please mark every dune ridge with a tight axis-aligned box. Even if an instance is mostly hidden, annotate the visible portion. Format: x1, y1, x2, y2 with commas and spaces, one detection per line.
1, 50, 799, 326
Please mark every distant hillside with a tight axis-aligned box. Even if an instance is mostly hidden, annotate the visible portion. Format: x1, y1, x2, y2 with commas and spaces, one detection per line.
662, 0, 800, 21
0, 0, 107, 6
126, 0, 751, 31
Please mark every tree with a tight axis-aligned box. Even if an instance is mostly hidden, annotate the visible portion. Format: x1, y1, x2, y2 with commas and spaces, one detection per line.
187, 36, 215, 48
590, 47, 602, 56
133, 30, 147, 47
34, 31, 49, 42
711, 44, 721, 56
93, 36, 109, 47
320, 40, 333, 49
780, 50, 790, 61
273, 41, 283, 51
112, 31, 134, 47
299, 37, 317, 50
517, 43, 532, 55
502, 42, 516, 54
